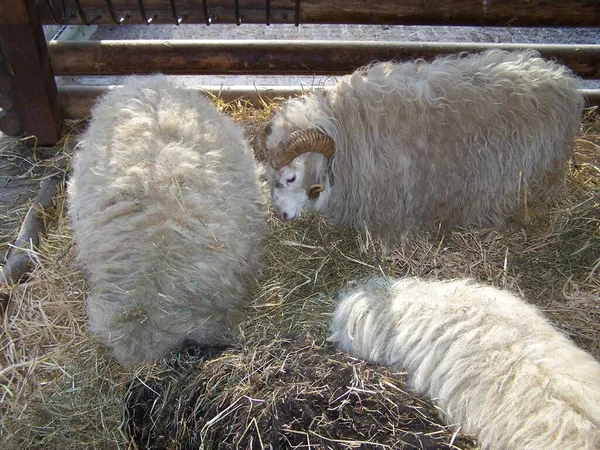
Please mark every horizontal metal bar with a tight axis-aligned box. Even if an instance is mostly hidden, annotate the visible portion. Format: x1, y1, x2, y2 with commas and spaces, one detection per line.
49, 40, 600, 79
580, 89, 600, 106
58, 84, 312, 117
38, 0, 600, 26
58, 84, 600, 119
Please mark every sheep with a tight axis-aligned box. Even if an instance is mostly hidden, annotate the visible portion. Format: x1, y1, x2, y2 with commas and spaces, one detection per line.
328, 276, 600, 450
67, 75, 268, 367
263, 50, 583, 243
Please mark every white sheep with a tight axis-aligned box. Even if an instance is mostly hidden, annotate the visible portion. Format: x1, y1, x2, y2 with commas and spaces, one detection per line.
264, 50, 583, 243
67, 75, 267, 367
328, 277, 600, 450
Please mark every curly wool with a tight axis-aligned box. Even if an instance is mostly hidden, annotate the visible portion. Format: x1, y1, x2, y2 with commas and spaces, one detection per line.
268, 50, 583, 241
68, 75, 267, 367
329, 277, 600, 450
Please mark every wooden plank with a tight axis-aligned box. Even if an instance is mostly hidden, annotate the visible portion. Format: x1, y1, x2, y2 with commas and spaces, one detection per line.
297, 0, 600, 26
0, 0, 61, 145
49, 40, 600, 79
37, 0, 600, 26
58, 85, 600, 119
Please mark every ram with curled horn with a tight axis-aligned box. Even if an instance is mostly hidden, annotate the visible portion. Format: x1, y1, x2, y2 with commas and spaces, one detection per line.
262, 50, 583, 244
267, 127, 336, 210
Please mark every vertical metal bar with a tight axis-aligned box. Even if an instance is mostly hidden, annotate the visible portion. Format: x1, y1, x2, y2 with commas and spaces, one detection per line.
59, 0, 68, 22
202, 0, 211, 25
44, 0, 64, 24
169, 0, 183, 24
234, 0, 240, 25
137, 0, 155, 24
294, 0, 300, 26
105, 0, 125, 24
265, 0, 270, 25
73, 0, 90, 25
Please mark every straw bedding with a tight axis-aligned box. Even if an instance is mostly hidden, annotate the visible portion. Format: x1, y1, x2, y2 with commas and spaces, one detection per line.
0, 99, 598, 450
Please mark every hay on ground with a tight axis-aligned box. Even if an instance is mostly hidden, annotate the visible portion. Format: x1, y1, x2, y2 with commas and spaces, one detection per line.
125, 341, 475, 449
0, 101, 598, 450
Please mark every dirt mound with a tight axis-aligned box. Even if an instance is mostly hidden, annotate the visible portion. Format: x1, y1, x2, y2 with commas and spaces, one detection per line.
126, 340, 475, 449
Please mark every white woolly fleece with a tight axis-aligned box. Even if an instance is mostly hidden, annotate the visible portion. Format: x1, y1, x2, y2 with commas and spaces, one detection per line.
268, 50, 583, 243
68, 75, 268, 367
329, 277, 600, 450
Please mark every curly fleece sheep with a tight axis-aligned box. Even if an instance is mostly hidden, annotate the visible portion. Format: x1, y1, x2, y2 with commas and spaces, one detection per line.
265, 50, 583, 242
68, 75, 267, 367
328, 277, 600, 450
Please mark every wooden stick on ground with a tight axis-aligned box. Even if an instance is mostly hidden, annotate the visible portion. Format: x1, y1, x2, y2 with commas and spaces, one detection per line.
0, 162, 66, 313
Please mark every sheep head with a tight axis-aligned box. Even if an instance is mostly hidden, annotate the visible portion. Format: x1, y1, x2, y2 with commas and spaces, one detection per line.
263, 127, 335, 221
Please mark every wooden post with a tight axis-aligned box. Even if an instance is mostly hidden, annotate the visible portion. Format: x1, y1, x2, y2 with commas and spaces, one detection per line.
0, 0, 62, 145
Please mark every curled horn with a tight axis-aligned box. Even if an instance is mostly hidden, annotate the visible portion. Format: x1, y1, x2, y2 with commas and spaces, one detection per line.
256, 123, 272, 164
270, 128, 335, 170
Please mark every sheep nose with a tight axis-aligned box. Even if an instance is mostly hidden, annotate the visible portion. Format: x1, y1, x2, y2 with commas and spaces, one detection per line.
275, 208, 289, 221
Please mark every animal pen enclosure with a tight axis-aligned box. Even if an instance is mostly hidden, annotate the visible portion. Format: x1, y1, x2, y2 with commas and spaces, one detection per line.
1, 1, 600, 450
0, 0, 599, 144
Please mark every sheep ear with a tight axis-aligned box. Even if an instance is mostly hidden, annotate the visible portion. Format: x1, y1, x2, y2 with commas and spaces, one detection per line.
307, 184, 325, 200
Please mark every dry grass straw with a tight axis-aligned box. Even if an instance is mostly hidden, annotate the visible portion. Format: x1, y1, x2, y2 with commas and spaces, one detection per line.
0, 126, 80, 262
1, 123, 130, 449
125, 340, 474, 449
0, 99, 598, 449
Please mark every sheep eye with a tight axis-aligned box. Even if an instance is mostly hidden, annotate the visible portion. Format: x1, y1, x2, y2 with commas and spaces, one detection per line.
286, 175, 296, 184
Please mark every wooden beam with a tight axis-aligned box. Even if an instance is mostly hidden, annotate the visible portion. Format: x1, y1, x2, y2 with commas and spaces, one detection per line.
299, 0, 600, 27
49, 40, 600, 79
37, 0, 600, 27
58, 85, 600, 119
0, 0, 61, 145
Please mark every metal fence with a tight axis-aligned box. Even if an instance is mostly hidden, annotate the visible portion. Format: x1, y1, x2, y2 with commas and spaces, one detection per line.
1, 0, 599, 145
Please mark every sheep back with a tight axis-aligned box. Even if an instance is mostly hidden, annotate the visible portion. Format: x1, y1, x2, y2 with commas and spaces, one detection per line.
68, 75, 267, 367
329, 277, 600, 450
269, 50, 583, 240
